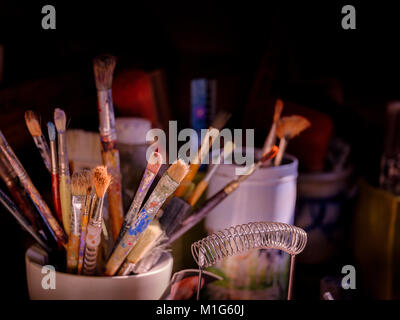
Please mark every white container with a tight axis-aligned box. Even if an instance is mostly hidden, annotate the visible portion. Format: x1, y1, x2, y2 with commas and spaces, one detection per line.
25, 245, 173, 300
205, 148, 298, 300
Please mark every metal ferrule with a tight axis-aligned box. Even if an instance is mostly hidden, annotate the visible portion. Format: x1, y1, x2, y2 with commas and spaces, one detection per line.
90, 195, 104, 226
49, 140, 58, 175
223, 180, 240, 194
57, 132, 69, 175
97, 89, 117, 143
71, 195, 85, 235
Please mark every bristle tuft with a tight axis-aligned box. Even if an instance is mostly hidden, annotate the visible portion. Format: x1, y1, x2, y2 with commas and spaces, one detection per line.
24, 110, 42, 137
211, 111, 232, 131
93, 54, 117, 90
147, 152, 163, 174
71, 170, 93, 196
47, 122, 56, 141
93, 166, 112, 198
54, 108, 66, 132
273, 99, 284, 123
167, 159, 189, 183
276, 115, 311, 139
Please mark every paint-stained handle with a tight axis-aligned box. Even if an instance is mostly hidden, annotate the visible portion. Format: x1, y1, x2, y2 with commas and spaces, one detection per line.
83, 223, 102, 275
77, 213, 89, 274
102, 149, 124, 241
59, 175, 71, 235
51, 173, 63, 224
66, 234, 80, 273
188, 180, 208, 206
174, 164, 200, 197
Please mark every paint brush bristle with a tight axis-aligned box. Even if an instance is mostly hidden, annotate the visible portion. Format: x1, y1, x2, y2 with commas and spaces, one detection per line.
24, 110, 42, 137
276, 115, 311, 139
211, 111, 232, 131
93, 54, 117, 90
167, 159, 189, 184
147, 152, 163, 174
71, 170, 93, 196
260, 145, 279, 163
273, 99, 284, 123
47, 122, 56, 141
93, 166, 112, 198
54, 108, 67, 133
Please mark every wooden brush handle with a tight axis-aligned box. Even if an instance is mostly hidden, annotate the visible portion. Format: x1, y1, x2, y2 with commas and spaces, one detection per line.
77, 212, 89, 274
83, 223, 102, 275
174, 164, 201, 197
59, 175, 71, 235
66, 234, 80, 273
188, 180, 208, 206
102, 149, 124, 241
51, 173, 63, 224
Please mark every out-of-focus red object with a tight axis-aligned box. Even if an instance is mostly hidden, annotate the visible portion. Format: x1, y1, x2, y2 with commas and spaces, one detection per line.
112, 69, 159, 126
285, 102, 334, 172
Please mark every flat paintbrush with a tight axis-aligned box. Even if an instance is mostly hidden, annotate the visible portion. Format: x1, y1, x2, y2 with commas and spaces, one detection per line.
105, 159, 189, 276
94, 54, 124, 241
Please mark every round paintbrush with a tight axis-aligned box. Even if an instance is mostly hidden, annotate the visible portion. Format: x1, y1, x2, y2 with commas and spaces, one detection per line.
54, 108, 72, 235
25, 110, 51, 173
274, 115, 311, 166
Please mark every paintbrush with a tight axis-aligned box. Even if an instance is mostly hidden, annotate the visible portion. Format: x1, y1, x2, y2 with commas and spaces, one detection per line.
67, 170, 92, 273
167, 146, 279, 244
0, 155, 41, 232
274, 115, 311, 166
188, 141, 236, 207
77, 170, 94, 274
105, 159, 189, 276
0, 130, 67, 247
24, 110, 51, 173
94, 54, 124, 242
83, 166, 111, 275
114, 151, 163, 250
47, 122, 63, 224
117, 220, 165, 276
261, 98, 284, 155
54, 108, 72, 235
0, 188, 51, 252
174, 111, 231, 197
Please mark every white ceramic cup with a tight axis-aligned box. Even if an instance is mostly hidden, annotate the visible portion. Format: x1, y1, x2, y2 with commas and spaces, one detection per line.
25, 245, 173, 300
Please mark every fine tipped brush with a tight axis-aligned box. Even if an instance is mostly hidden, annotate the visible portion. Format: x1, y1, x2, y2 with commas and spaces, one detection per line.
47, 122, 63, 224
54, 108, 72, 235
274, 115, 311, 166
113, 152, 163, 251
105, 159, 189, 276
83, 166, 111, 275
25, 110, 51, 173
94, 54, 124, 242
0, 188, 51, 252
0, 130, 67, 247
262, 99, 284, 155
167, 146, 279, 244
77, 170, 94, 274
67, 170, 92, 273
188, 141, 236, 206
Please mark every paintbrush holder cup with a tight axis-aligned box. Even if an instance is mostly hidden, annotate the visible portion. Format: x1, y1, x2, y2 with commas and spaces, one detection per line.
205, 148, 298, 299
25, 245, 173, 300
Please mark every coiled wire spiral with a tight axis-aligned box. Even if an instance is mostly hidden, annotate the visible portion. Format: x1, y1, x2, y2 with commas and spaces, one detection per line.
191, 222, 307, 300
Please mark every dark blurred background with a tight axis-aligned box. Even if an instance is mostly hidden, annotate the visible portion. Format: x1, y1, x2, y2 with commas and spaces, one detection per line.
1, 2, 399, 299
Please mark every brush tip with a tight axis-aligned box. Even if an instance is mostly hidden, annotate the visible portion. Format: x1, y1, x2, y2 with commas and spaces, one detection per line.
93, 54, 117, 90
147, 152, 163, 174
261, 145, 279, 162
71, 170, 93, 196
276, 115, 311, 139
24, 110, 42, 137
93, 166, 112, 198
47, 122, 56, 141
54, 108, 66, 132
167, 159, 189, 184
